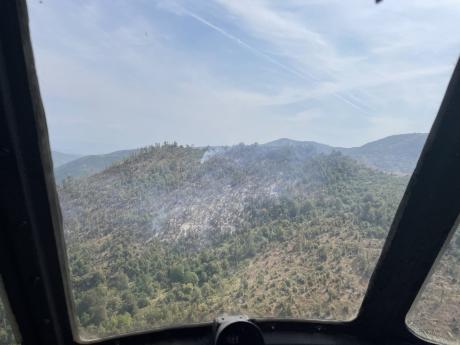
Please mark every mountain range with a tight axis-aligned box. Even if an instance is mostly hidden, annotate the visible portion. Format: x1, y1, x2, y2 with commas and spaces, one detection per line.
53, 149, 137, 182
53, 133, 428, 182
51, 150, 81, 167
266, 133, 427, 175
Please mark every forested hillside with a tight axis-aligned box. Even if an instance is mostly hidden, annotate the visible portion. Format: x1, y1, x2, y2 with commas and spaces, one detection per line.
2, 140, 458, 344
53, 133, 428, 182
58, 143, 409, 339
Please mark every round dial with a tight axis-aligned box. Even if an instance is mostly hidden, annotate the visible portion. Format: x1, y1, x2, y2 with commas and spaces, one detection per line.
215, 320, 265, 345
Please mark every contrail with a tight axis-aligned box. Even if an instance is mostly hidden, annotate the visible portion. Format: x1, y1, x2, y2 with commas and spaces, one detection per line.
334, 93, 374, 114
180, 6, 318, 82
173, 4, 371, 115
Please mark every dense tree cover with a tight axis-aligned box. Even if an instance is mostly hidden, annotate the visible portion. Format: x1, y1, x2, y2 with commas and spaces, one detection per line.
57, 144, 411, 339
2, 143, 459, 343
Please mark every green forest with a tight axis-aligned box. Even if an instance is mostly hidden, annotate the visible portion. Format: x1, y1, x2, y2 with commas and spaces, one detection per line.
1, 143, 459, 344
62, 144, 405, 339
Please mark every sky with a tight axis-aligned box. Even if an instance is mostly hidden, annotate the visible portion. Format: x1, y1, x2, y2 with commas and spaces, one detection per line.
27, 0, 460, 155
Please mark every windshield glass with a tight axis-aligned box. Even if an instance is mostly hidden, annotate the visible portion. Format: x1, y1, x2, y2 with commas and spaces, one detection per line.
407, 224, 460, 345
27, 0, 459, 340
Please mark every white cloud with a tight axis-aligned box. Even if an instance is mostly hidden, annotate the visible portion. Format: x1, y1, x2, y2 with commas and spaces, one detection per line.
26, 0, 460, 152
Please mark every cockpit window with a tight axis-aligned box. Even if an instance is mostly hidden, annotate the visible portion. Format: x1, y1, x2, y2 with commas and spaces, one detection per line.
407, 224, 460, 345
26, 0, 460, 340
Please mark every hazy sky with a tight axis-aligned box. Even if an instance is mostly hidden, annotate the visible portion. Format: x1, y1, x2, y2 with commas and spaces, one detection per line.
27, 0, 460, 154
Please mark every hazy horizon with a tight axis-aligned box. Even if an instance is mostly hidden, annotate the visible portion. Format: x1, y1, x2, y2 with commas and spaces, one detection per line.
52, 131, 428, 156
27, 0, 460, 155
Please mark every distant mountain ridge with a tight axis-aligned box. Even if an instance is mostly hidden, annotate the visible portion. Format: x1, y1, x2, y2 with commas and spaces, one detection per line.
264, 138, 333, 153
53, 133, 428, 182
265, 133, 428, 175
341, 133, 427, 174
54, 149, 138, 182
51, 151, 82, 167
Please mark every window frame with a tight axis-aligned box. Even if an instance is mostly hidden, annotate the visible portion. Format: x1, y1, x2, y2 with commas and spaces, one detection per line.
1, 1, 460, 344
405, 216, 460, 344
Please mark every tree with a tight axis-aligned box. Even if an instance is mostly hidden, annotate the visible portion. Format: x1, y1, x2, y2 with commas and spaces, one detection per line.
77, 287, 108, 326
137, 296, 150, 308
169, 265, 185, 283
184, 271, 199, 285
109, 272, 129, 290
121, 292, 138, 316
90, 304, 107, 325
